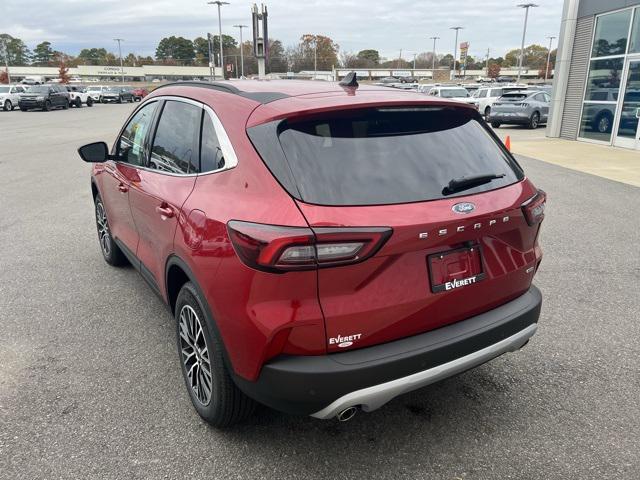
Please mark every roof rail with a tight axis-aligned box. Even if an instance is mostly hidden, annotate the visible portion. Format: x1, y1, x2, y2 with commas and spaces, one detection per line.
151, 80, 241, 95
150, 80, 289, 104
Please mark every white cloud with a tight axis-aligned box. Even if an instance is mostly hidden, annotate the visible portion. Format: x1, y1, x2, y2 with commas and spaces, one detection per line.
1, 0, 564, 59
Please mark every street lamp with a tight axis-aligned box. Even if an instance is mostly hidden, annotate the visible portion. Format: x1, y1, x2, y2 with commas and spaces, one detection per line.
545, 35, 556, 82
516, 3, 538, 83
429, 36, 440, 73
113, 38, 124, 83
208, 1, 229, 79
450, 27, 463, 80
233, 24, 248, 78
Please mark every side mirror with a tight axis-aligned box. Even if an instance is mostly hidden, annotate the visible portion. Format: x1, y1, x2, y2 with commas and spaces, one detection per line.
78, 142, 110, 163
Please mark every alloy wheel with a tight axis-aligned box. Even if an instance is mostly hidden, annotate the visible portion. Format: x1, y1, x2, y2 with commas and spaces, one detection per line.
179, 305, 213, 406
95, 201, 111, 257
598, 117, 611, 133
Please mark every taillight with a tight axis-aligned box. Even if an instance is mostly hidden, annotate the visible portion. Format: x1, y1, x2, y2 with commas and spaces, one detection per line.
227, 221, 392, 272
521, 190, 547, 226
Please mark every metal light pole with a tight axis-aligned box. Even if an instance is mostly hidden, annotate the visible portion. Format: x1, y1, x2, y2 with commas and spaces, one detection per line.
545, 35, 556, 82
516, 3, 538, 84
430, 36, 440, 73
208, 1, 229, 79
450, 27, 463, 81
413, 53, 417, 70
314, 37, 318, 79
113, 38, 124, 83
233, 24, 248, 78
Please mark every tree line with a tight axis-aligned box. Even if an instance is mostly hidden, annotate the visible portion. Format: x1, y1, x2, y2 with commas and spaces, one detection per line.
1, 32, 555, 77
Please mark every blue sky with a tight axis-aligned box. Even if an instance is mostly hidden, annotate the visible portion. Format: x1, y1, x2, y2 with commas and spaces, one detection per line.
1, 0, 564, 60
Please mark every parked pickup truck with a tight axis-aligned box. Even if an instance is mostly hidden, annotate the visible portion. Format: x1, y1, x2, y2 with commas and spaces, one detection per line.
65, 85, 94, 107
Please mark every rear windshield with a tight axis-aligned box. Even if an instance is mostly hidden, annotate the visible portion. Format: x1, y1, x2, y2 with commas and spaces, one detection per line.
251, 107, 523, 206
439, 89, 469, 98
500, 93, 529, 100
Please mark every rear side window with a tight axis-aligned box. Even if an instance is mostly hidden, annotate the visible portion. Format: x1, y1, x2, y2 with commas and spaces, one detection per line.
150, 100, 201, 174
252, 107, 523, 206
477, 89, 488, 98
200, 113, 225, 172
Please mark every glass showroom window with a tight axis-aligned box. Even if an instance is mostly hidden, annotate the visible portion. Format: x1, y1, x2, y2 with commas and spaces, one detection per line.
579, 9, 633, 143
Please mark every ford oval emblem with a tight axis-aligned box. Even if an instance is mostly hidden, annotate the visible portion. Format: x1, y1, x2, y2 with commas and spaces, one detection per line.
452, 202, 475, 214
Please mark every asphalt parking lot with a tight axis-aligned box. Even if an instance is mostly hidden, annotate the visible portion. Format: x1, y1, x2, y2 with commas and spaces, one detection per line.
1, 104, 639, 480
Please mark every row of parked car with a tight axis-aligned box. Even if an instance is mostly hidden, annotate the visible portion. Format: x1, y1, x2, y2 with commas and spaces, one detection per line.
402, 83, 553, 129
0, 84, 149, 112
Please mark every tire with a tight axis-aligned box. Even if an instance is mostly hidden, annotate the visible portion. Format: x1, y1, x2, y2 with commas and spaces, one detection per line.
117, 96, 122, 104
62, 99, 69, 110
528, 112, 540, 129
491, 121, 501, 128
43, 100, 52, 112
100, 97, 106, 104
175, 282, 256, 427
87, 97, 94, 107
484, 106, 491, 121
75, 98, 82, 108
3, 100, 11, 112
594, 113, 612, 134
20, 106, 27, 112
94, 194, 127, 266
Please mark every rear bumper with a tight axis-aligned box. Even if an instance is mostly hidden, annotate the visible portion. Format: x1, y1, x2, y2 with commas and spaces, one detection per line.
234, 286, 542, 417
489, 112, 531, 124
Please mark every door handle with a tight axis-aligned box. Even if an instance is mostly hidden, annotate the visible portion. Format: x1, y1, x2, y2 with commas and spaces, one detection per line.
156, 205, 174, 218
118, 183, 128, 193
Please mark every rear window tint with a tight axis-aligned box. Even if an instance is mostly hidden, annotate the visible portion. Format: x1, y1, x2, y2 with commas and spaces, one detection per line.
250, 107, 523, 206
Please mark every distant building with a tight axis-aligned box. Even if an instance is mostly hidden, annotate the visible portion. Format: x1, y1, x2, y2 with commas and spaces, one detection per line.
6, 65, 223, 83
549, 0, 640, 150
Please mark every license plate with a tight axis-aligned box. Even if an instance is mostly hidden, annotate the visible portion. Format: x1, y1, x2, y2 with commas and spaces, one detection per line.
427, 246, 485, 293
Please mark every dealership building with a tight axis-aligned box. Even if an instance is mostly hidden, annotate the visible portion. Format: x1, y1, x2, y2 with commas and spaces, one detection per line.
549, 0, 640, 150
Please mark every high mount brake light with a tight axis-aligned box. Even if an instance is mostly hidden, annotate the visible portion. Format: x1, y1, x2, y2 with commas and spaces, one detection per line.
521, 190, 547, 226
227, 221, 392, 272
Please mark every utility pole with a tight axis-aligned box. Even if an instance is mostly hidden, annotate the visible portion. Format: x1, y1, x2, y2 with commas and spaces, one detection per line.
430, 36, 440, 73
233, 24, 248, 78
397, 48, 402, 69
113, 38, 124, 83
207, 33, 215, 80
545, 35, 556, 82
485, 47, 490, 78
413, 53, 417, 70
314, 37, 318, 79
450, 27, 463, 81
0, 38, 10, 84
516, 3, 538, 83
208, 1, 229, 79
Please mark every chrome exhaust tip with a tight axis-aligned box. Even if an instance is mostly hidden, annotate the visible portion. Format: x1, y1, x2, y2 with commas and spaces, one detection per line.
336, 406, 358, 422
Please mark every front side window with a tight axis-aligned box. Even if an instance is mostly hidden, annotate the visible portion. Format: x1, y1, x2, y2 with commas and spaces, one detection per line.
592, 9, 632, 57
116, 102, 158, 166
149, 100, 201, 174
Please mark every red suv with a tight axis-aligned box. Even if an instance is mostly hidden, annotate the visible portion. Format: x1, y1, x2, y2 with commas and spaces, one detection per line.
78, 79, 545, 427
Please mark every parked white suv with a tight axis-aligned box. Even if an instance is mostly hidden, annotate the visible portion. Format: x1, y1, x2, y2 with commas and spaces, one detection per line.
0, 84, 27, 111
472, 85, 528, 119
65, 85, 94, 107
426, 86, 477, 106
86, 85, 108, 102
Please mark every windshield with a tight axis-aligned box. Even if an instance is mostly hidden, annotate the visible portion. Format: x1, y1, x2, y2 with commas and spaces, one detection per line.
28, 86, 50, 93
0, 87, 9, 93
105, 88, 120, 92
251, 106, 523, 206
440, 89, 469, 98
87, 87, 102, 91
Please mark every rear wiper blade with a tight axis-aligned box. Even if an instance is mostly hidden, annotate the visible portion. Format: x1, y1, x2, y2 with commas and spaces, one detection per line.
442, 173, 506, 196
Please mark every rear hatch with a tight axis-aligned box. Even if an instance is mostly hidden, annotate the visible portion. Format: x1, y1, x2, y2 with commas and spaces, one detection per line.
493, 92, 530, 113
249, 103, 542, 352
